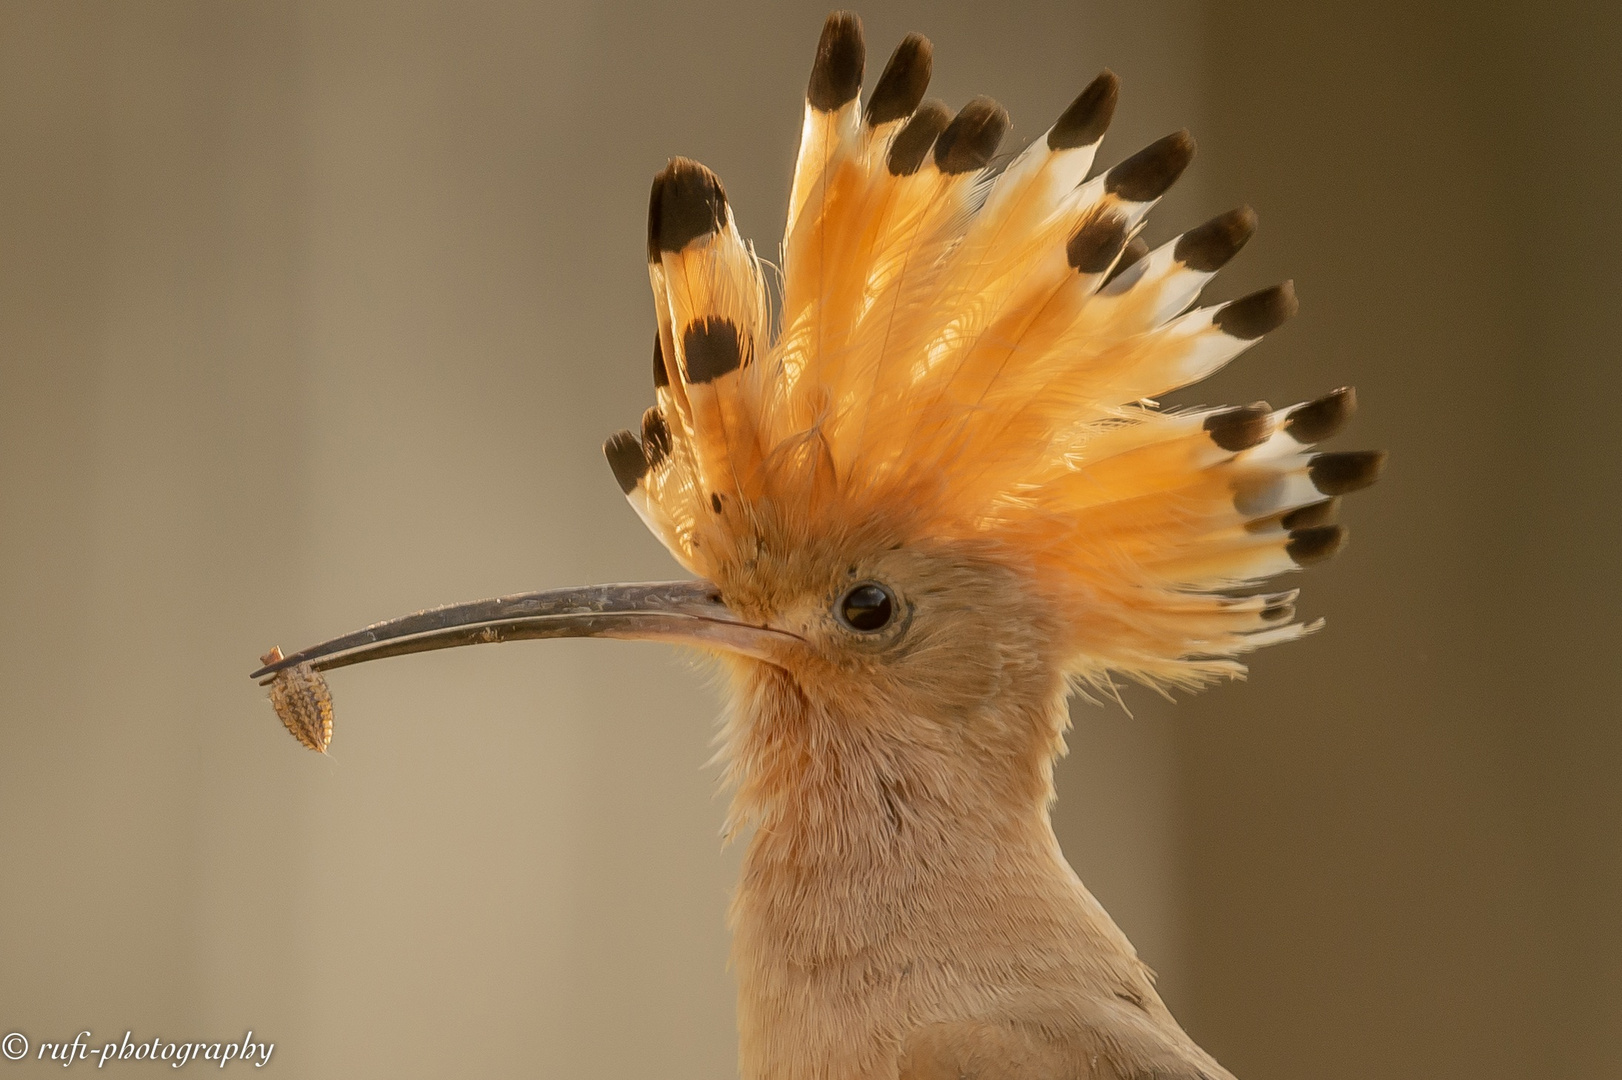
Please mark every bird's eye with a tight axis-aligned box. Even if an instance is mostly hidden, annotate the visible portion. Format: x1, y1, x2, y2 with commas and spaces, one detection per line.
837, 582, 895, 633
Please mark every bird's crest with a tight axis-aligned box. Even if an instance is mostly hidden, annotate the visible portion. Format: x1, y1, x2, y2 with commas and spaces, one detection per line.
605, 11, 1383, 692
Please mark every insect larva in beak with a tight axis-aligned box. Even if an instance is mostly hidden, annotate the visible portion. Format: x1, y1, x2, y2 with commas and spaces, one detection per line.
261, 646, 334, 753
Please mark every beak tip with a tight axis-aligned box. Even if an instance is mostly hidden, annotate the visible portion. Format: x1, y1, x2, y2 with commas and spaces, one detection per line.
251, 645, 286, 681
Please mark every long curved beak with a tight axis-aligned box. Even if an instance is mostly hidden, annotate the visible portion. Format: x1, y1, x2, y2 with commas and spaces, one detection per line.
251, 579, 791, 683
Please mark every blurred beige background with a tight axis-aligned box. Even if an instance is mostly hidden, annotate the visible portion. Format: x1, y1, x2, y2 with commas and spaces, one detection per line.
1, 1, 1616, 1078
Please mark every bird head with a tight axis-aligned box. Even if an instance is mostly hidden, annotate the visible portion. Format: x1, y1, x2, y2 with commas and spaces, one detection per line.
253, 11, 1382, 768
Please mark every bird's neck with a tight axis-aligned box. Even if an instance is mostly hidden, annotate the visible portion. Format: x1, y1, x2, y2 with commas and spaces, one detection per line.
722, 662, 1074, 957
721, 663, 1123, 1080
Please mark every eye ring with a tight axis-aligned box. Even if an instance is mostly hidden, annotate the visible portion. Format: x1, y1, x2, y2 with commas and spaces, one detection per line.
836, 581, 897, 633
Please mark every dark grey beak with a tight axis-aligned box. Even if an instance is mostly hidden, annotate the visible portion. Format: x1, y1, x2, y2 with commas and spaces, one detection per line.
251, 579, 793, 683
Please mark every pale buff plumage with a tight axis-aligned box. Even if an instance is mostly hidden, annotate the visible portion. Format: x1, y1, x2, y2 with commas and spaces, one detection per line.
615, 12, 1382, 1079
259, 9, 1384, 1078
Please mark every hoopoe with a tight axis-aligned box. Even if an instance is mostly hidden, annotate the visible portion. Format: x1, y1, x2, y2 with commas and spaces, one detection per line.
256, 11, 1383, 1078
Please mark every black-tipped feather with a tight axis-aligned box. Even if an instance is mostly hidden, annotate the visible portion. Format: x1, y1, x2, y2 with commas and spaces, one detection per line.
1286, 387, 1356, 443
865, 33, 932, 126
641, 407, 671, 466
934, 97, 1010, 174
1287, 524, 1346, 566
1105, 130, 1195, 202
808, 11, 865, 111
1214, 282, 1297, 340
1204, 402, 1272, 451
1066, 214, 1128, 274
648, 158, 727, 259
1280, 498, 1340, 530
1308, 450, 1385, 495
683, 318, 748, 384
652, 331, 670, 389
887, 100, 951, 175
1048, 70, 1119, 150
1175, 207, 1257, 272
604, 430, 648, 494
1101, 237, 1150, 287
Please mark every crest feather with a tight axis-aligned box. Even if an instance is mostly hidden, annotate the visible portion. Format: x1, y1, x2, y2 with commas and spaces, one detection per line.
605, 14, 1384, 688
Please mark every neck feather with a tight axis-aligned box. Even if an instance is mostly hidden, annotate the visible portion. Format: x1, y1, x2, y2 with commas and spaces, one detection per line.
721, 662, 1075, 959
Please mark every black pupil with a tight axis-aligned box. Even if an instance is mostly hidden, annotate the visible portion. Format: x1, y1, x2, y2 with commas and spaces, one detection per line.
841, 584, 893, 631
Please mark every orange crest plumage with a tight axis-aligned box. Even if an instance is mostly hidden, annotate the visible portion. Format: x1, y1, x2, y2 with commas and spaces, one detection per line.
604, 11, 1384, 692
